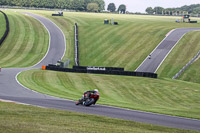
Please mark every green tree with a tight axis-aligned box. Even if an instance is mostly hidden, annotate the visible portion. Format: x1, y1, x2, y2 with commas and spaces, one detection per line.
154, 6, 164, 14
146, 7, 154, 14
84, 0, 104, 11
118, 4, 126, 14
193, 7, 200, 14
71, 0, 85, 11
94, 0, 105, 11
60, 0, 71, 9
0, 0, 105, 11
107, 3, 116, 12
87, 3, 99, 12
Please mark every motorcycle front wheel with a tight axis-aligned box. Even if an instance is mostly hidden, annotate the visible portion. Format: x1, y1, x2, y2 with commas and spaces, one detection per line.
84, 98, 95, 106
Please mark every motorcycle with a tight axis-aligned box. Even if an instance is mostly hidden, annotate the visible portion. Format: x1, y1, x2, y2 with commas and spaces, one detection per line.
76, 92, 99, 106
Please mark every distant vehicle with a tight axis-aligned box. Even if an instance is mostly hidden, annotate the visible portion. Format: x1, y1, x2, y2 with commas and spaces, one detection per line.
76, 90, 99, 106
52, 12, 63, 16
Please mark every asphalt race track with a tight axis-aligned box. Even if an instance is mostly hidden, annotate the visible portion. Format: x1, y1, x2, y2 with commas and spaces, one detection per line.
0, 12, 200, 131
136, 28, 200, 73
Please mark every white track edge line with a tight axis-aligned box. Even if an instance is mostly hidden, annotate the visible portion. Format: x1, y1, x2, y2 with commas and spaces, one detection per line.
15, 70, 75, 101
0, 99, 48, 108
25, 12, 66, 67
155, 29, 200, 73
13, 11, 51, 68
13, 11, 69, 100
28, 14, 52, 67
135, 29, 176, 71
154, 33, 186, 73
98, 104, 200, 122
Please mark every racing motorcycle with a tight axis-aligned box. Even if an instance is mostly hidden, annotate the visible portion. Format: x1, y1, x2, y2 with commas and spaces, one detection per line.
75, 91, 99, 106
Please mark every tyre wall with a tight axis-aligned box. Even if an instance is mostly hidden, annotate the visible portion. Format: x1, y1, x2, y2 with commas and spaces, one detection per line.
0, 10, 9, 47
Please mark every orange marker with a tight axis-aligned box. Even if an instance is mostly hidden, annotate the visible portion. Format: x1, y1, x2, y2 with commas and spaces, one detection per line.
42, 66, 46, 70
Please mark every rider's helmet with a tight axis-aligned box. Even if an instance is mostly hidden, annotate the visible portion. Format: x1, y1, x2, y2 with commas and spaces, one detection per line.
94, 89, 99, 92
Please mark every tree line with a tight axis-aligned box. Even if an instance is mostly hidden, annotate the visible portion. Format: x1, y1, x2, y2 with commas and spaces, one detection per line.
107, 3, 126, 14
0, 0, 105, 12
146, 4, 200, 15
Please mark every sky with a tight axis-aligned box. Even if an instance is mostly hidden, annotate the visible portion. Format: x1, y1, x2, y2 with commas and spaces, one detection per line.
104, 0, 200, 13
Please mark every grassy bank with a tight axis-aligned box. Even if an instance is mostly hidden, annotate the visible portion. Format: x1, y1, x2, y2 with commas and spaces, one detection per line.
25, 10, 75, 67
157, 31, 200, 79
0, 11, 49, 68
23, 10, 200, 71
0, 102, 198, 133
178, 58, 200, 83
18, 69, 200, 119
6, 10, 200, 80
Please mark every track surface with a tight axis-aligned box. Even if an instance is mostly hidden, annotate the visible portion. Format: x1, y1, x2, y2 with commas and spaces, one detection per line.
136, 28, 200, 73
0, 12, 200, 131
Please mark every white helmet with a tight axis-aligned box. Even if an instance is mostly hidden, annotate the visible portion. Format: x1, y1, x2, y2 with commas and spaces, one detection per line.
94, 89, 99, 92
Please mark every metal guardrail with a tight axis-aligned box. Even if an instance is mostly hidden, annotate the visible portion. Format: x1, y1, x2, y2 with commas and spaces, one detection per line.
172, 50, 200, 79
74, 23, 79, 66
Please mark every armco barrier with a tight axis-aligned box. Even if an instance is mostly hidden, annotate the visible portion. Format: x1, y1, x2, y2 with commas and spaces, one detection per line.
173, 50, 200, 79
45, 65, 157, 78
0, 10, 9, 47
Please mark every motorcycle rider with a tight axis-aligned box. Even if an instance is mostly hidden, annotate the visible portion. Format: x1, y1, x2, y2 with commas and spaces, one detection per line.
76, 89, 99, 105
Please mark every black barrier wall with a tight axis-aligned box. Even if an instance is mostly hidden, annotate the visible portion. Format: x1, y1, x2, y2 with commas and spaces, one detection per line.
46, 65, 157, 78
74, 23, 79, 66
0, 10, 9, 47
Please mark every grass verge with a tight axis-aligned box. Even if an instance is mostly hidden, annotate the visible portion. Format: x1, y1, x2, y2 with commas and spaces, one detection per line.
0, 11, 49, 68
0, 102, 198, 133
18, 69, 200, 119
157, 31, 200, 79
178, 58, 200, 84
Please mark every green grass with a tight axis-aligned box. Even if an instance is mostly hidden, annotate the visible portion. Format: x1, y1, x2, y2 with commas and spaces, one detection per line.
20, 10, 200, 71
18, 69, 200, 119
0, 11, 6, 40
10, 10, 200, 81
0, 102, 198, 133
2, 9, 198, 130
2, 10, 200, 78
157, 31, 200, 79
178, 58, 200, 83
25, 10, 75, 67
0, 11, 49, 68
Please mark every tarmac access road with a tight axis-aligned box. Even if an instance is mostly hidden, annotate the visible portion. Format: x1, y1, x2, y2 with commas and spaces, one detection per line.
0, 12, 200, 131
136, 28, 200, 73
